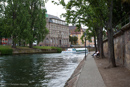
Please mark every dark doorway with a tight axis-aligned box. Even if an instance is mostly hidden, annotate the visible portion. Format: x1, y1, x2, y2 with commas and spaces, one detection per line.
59, 40, 61, 47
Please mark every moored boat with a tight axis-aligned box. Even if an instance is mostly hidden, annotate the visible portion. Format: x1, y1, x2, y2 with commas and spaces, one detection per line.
75, 48, 88, 53
62, 48, 76, 53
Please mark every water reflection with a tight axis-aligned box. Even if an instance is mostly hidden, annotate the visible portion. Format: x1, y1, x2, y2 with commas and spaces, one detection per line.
0, 53, 85, 87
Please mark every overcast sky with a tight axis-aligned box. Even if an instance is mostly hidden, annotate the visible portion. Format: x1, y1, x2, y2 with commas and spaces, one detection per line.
45, 0, 69, 20
45, 0, 87, 29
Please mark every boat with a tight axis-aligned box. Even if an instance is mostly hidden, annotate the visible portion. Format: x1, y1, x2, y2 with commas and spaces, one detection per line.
75, 48, 88, 53
62, 48, 76, 53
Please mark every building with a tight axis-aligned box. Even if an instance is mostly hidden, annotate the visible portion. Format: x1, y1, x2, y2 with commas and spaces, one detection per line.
38, 14, 70, 47
85, 37, 95, 47
69, 26, 84, 46
69, 26, 95, 47
1, 37, 12, 46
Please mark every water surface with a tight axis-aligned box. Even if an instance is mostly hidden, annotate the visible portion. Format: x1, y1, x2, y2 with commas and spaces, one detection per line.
0, 53, 85, 87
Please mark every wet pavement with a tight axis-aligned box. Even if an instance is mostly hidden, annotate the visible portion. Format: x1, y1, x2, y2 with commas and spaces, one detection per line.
65, 52, 106, 87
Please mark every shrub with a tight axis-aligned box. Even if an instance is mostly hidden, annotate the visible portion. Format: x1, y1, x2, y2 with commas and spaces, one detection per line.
33, 46, 62, 53
0, 49, 13, 55
56, 47, 62, 53
51, 47, 62, 53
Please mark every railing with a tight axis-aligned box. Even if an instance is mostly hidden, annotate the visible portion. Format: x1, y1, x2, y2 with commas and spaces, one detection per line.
114, 17, 130, 34
114, 11, 130, 34
103, 13, 130, 40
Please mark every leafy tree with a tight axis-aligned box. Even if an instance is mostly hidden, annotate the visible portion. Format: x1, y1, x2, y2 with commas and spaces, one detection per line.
53, 0, 130, 67
2, 0, 48, 48
27, 0, 49, 48
73, 36, 78, 45
69, 35, 78, 45
69, 35, 73, 44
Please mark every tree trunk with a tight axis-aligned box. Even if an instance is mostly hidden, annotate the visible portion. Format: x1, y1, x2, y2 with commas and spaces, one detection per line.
94, 34, 97, 53
29, 41, 33, 48
99, 27, 104, 58
97, 30, 100, 51
23, 41, 26, 47
0, 38, 2, 45
107, 0, 116, 67
12, 36, 16, 48
19, 40, 21, 46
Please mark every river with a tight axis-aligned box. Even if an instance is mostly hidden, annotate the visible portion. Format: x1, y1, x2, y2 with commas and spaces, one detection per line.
0, 53, 85, 87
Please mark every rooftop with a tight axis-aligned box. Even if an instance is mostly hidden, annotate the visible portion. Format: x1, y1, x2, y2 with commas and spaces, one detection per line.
47, 14, 63, 21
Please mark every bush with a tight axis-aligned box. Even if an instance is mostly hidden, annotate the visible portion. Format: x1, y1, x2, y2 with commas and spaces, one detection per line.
56, 47, 62, 53
33, 46, 52, 49
51, 46, 62, 53
33, 46, 62, 53
0, 49, 13, 55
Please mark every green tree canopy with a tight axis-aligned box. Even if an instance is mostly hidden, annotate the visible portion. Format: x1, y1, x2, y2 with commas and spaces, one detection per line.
1, 0, 48, 48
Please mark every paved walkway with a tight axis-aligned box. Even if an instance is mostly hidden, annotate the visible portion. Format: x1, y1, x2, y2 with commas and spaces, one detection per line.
76, 52, 106, 87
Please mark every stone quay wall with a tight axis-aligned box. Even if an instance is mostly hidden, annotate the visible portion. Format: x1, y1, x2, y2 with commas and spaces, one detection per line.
103, 23, 130, 69
13, 49, 57, 54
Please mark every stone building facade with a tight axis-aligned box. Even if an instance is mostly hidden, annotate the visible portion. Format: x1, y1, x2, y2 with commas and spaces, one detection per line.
103, 23, 130, 70
38, 14, 70, 47
69, 26, 95, 47
69, 26, 84, 46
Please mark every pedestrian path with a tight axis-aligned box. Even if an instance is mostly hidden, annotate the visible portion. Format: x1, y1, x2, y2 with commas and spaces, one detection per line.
76, 52, 106, 87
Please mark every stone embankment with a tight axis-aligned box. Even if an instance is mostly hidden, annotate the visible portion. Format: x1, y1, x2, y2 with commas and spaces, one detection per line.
12, 48, 57, 54
64, 57, 86, 87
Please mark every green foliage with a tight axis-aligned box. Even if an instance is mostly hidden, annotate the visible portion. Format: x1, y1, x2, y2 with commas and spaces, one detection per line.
1, 0, 48, 48
50, 46, 62, 53
33, 46, 62, 53
33, 46, 52, 49
0, 49, 13, 55
69, 36, 78, 45
73, 36, 78, 44
56, 48, 62, 53
0, 45, 13, 55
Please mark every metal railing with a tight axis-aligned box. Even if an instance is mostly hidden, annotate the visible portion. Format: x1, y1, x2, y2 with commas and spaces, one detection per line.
114, 11, 130, 34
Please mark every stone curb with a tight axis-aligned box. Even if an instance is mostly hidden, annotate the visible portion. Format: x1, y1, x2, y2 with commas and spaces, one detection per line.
64, 56, 86, 87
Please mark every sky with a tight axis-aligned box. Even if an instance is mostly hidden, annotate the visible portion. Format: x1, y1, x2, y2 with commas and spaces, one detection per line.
45, 0, 87, 29
45, 0, 69, 20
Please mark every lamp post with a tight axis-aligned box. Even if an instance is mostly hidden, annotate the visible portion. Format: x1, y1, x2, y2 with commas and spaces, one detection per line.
89, 40, 90, 52
85, 33, 86, 60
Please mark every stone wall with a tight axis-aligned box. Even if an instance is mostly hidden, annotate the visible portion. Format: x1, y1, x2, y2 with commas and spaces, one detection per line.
13, 49, 57, 54
103, 23, 130, 69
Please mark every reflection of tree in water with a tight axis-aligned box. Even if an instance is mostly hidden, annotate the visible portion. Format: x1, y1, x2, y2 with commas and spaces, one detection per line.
0, 55, 46, 87
0, 54, 79, 87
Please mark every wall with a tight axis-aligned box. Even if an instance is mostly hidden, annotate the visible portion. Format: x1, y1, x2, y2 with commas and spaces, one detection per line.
103, 23, 130, 69
38, 16, 70, 47
13, 49, 57, 54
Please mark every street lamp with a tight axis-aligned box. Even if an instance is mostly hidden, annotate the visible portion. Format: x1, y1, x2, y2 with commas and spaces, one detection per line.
85, 32, 86, 60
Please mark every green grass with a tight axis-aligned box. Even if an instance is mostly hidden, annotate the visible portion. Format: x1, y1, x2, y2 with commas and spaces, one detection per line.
0, 45, 13, 55
0, 45, 11, 49
34, 46, 62, 53
33, 46, 53, 49
0, 45, 62, 54
17, 46, 32, 49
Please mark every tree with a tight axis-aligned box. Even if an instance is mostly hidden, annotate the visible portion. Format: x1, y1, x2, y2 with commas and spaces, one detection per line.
69, 36, 78, 45
27, 0, 48, 48
53, 0, 129, 67
2, 0, 48, 48
73, 36, 78, 44
69, 35, 73, 44
62, 0, 105, 58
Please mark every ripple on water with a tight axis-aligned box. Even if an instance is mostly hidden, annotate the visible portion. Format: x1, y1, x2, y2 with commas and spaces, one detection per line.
0, 53, 86, 87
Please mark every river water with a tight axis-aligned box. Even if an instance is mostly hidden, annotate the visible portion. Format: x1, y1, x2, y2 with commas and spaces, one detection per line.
0, 53, 85, 87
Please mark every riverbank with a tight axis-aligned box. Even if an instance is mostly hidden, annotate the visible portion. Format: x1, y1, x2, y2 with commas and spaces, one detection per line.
0, 45, 62, 55
12, 48, 58, 54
